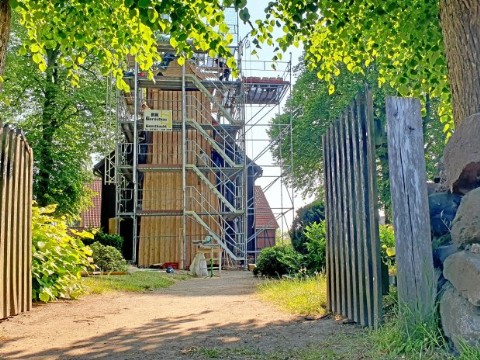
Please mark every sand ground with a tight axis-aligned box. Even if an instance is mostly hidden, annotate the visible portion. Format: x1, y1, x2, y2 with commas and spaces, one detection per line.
0, 271, 360, 360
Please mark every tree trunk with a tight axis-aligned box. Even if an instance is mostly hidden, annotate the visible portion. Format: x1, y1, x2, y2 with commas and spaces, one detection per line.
36, 49, 59, 206
0, 0, 11, 80
440, 0, 480, 126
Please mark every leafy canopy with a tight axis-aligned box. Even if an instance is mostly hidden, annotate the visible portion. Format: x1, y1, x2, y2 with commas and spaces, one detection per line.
268, 60, 380, 198
255, 0, 452, 130
12, 0, 249, 90
270, 57, 446, 209
0, 19, 113, 217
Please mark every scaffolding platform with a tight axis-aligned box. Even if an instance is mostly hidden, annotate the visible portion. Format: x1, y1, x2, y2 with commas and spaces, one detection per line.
243, 77, 290, 105
123, 74, 242, 91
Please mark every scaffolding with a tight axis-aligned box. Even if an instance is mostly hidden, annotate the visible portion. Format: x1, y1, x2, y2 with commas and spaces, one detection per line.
242, 53, 294, 259
106, 10, 293, 268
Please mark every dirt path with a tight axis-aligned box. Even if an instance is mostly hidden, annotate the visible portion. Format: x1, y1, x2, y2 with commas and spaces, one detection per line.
0, 271, 360, 359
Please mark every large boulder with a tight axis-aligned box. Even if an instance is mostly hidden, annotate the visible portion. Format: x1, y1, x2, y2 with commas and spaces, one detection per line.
428, 192, 462, 237
440, 284, 480, 350
444, 113, 480, 195
451, 188, 480, 246
444, 251, 480, 306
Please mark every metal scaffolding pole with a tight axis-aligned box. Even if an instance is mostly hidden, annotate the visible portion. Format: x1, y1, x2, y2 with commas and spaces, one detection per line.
114, 88, 121, 234
181, 60, 187, 269
132, 62, 139, 263
289, 52, 295, 228
238, 37, 248, 267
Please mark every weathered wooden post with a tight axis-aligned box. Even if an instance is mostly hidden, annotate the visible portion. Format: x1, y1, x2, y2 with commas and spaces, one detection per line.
386, 97, 435, 324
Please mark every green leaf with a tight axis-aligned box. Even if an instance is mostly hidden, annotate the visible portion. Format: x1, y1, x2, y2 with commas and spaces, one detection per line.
386, 247, 396, 257
138, 0, 149, 9
39, 290, 50, 302
239, 8, 250, 23
30, 43, 41, 53
32, 53, 43, 64
170, 37, 178, 48
148, 8, 158, 23
328, 84, 335, 95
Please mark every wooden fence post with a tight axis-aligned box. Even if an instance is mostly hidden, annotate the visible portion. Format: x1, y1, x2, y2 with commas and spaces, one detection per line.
386, 97, 435, 324
0, 125, 33, 319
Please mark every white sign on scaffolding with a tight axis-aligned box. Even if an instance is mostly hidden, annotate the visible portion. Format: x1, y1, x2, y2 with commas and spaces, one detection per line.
143, 109, 172, 131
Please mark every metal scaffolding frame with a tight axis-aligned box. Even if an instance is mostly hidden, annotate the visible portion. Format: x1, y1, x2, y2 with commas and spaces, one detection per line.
108, 11, 294, 267
241, 52, 294, 259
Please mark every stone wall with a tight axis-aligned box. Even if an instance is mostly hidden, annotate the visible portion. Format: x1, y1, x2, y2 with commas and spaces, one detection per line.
436, 189, 480, 350
431, 113, 480, 351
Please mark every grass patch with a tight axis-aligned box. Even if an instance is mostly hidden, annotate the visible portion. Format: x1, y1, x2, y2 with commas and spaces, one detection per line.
366, 287, 450, 359
190, 339, 374, 360
369, 313, 480, 359
458, 341, 480, 359
257, 274, 327, 316
198, 348, 222, 358
255, 280, 463, 359
368, 315, 449, 359
186, 346, 261, 359
82, 270, 190, 294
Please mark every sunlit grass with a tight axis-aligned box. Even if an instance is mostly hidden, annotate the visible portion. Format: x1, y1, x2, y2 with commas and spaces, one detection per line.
457, 341, 480, 360
255, 280, 462, 359
82, 270, 190, 294
368, 314, 448, 359
257, 274, 328, 316
366, 288, 458, 360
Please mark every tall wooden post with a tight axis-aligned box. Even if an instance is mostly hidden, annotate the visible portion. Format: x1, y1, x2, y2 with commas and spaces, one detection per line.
386, 97, 435, 324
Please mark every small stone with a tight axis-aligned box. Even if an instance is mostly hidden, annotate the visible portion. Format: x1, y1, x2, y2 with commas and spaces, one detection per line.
433, 245, 458, 268
471, 243, 480, 254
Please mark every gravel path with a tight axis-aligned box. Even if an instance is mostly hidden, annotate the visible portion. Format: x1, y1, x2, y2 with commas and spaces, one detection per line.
0, 271, 360, 359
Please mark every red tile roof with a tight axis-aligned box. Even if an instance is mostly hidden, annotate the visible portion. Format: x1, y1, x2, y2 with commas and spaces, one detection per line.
80, 179, 102, 228
254, 186, 279, 230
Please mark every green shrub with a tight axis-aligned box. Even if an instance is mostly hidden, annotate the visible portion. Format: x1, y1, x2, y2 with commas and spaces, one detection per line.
90, 241, 128, 272
303, 221, 327, 273
255, 244, 303, 277
83, 230, 124, 253
289, 200, 325, 253
379, 224, 396, 272
32, 205, 93, 302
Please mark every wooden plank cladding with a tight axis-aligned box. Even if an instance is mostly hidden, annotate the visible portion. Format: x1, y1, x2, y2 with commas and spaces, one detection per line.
322, 90, 382, 329
0, 124, 33, 320
140, 129, 213, 166
146, 89, 211, 124
138, 89, 220, 267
